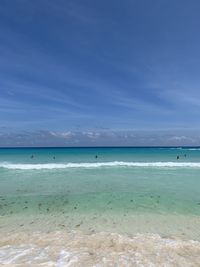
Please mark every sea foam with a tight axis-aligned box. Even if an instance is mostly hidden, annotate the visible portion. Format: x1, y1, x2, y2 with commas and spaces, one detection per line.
1, 161, 200, 170
1, 231, 200, 266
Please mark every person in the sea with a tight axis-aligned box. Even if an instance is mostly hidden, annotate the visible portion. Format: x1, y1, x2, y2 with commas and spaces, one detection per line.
31, 155, 34, 159
177, 155, 179, 160
95, 155, 98, 159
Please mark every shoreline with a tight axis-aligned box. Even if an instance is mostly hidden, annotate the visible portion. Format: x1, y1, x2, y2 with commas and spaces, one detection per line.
1, 229, 200, 266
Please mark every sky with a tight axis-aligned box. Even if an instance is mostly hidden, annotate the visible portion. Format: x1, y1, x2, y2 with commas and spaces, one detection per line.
1, 0, 200, 146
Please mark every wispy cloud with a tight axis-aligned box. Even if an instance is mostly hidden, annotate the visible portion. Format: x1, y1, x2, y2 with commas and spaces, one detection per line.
1, 0, 200, 137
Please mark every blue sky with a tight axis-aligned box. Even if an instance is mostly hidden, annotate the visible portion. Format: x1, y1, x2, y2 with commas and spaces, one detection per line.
1, 0, 200, 146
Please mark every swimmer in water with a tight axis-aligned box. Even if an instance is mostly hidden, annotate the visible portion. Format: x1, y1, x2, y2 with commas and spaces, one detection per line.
177, 155, 179, 160
95, 155, 98, 159
31, 155, 34, 159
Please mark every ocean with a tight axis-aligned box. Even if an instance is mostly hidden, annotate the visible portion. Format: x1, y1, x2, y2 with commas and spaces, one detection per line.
1, 147, 200, 266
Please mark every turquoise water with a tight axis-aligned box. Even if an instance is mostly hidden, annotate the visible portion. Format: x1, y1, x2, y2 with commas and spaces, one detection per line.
0, 146, 199, 163
1, 147, 200, 238
2, 147, 200, 265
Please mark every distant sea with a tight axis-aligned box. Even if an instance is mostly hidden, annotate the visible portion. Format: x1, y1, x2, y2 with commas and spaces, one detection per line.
1, 147, 200, 266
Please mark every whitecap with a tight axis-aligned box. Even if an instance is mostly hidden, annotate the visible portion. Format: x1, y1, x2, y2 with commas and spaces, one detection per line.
1, 161, 200, 170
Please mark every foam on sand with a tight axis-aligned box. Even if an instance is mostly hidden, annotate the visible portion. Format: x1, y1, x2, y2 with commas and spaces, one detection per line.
1, 231, 200, 266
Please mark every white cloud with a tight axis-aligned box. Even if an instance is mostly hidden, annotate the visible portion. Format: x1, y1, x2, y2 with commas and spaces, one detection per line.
170, 136, 188, 141
49, 131, 74, 139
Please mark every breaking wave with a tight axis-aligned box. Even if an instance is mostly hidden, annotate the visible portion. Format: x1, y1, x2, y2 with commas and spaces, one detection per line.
1, 161, 200, 170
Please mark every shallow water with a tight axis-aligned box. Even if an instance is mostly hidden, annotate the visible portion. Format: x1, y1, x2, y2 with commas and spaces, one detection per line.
1, 231, 200, 266
1, 147, 200, 265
